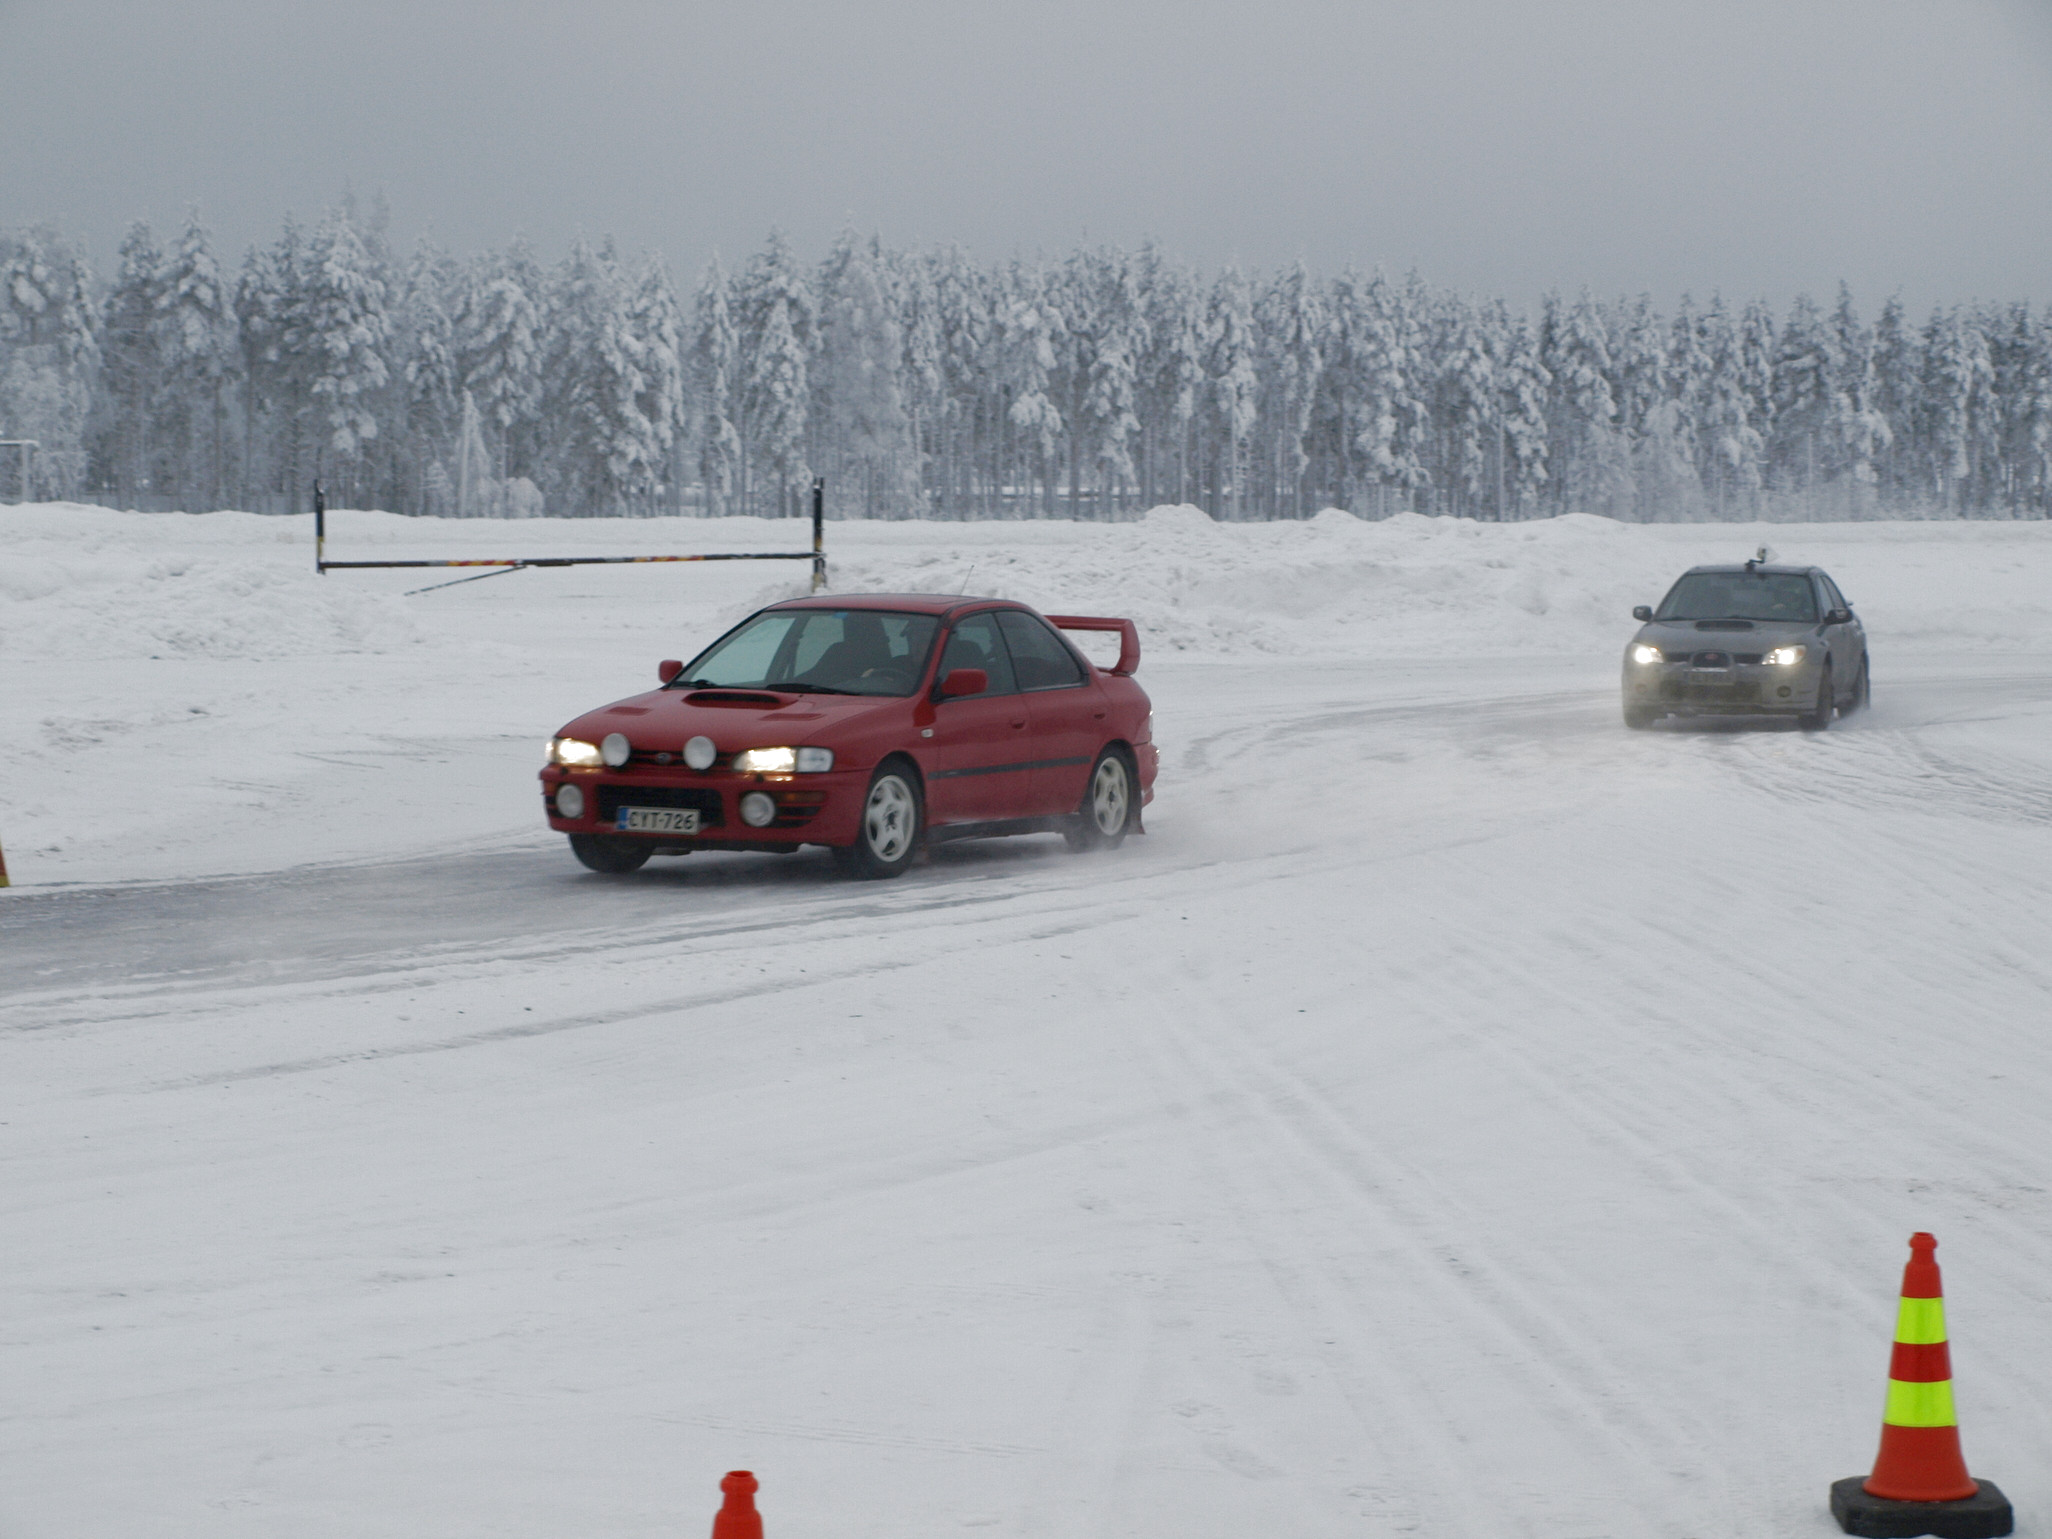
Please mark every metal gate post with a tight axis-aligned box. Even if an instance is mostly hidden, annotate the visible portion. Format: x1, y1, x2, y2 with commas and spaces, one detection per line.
811, 476, 826, 592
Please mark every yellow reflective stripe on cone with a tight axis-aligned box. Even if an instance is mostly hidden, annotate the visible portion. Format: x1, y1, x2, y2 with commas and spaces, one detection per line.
1893, 1297, 1949, 1345
1884, 1378, 1957, 1428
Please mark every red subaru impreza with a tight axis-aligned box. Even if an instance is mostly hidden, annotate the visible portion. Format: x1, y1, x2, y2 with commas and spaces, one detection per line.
540, 593, 1157, 878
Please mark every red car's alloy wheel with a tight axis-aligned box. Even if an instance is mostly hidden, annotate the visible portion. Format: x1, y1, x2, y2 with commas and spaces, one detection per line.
833, 764, 922, 880
1066, 749, 1134, 851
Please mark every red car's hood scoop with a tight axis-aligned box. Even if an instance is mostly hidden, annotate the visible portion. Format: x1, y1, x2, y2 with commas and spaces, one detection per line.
684, 689, 794, 707
557, 687, 892, 745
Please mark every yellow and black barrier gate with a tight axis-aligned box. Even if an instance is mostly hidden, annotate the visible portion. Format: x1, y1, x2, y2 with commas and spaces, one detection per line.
315, 479, 827, 595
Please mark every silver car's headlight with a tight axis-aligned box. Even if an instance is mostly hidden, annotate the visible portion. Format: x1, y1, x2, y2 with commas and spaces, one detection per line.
732, 746, 834, 774
549, 736, 603, 767
1630, 644, 1665, 665
1763, 644, 1808, 666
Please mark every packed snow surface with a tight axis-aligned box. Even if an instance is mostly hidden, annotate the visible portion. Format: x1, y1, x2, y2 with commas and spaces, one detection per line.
4, 504, 2052, 1538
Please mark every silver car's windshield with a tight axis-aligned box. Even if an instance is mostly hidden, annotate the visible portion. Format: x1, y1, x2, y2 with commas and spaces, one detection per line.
1656, 573, 1817, 623
678, 610, 940, 697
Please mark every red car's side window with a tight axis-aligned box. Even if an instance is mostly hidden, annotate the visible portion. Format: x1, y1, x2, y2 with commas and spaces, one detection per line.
996, 611, 1086, 691
939, 614, 1018, 696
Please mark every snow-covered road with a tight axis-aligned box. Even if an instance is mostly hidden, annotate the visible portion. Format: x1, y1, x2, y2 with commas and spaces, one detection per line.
5, 509, 2052, 1539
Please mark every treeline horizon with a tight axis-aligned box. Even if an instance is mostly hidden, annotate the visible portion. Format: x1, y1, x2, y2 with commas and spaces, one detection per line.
1, 204, 2048, 523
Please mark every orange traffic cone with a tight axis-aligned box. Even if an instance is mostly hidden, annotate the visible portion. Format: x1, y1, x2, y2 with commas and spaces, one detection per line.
1831, 1233, 2011, 1538
711, 1470, 762, 1539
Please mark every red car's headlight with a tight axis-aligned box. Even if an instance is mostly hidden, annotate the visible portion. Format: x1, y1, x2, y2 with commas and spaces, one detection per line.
731, 747, 834, 773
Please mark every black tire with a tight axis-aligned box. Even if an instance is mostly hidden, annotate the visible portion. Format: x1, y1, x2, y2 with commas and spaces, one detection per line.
568, 833, 653, 873
1064, 748, 1136, 851
1801, 663, 1835, 731
1623, 702, 1659, 730
1844, 654, 1870, 715
831, 760, 922, 880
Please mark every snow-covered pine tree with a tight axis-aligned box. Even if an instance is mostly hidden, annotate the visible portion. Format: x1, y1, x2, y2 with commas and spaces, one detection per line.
1431, 291, 1494, 517
453, 257, 540, 484
0, 223, 99, 499
1692, 295, 1763, 517
1204, 267, 1260, 520
157, 211, 237, 508
1661, 295, 1712, 516
1737, 298, 1780, 495
300, 209, 390, 497
1254, 261, 1324, 518
1542, 291, 1622, 515
992, 263, 1065, 517
1322, 269, 1402, 514
453, 388, 493, 517
1135, 244, 1203, 509
537, 236, 652, 516
1829, 284, 1889, 511
746, 293, 811, 518
1384, 275, 1436, 509
2025, 305, 2052, 517
891, 249, 946, 516
233, 234, 286, 506
1613, 294, 1687, 518
1494, 302, 1551, 517
96, 221, 167, 504
813, 230, 912, 518
1074, 248, 1146, 518
932, 246, 995, 516
1919, 305, 1993, 514
735, 230, 816, 517
393, 239, 460, 515
1769, 292, 1842, 499
1869, 295, 1921, 507
626, 255, 685, 515
690, 257, 742, 517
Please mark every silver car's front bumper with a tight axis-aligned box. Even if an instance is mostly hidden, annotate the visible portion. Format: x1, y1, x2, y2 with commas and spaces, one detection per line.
1623, 660, 1828, 715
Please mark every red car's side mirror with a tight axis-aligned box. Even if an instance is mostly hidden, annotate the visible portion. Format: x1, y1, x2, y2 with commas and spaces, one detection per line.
939, 667, 987, 698
658, 659, 684, 684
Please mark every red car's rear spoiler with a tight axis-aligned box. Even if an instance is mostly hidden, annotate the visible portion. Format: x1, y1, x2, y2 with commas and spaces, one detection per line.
1047, 615, 1140, 676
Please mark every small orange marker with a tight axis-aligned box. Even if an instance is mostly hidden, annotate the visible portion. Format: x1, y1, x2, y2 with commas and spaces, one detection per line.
711, 1470, 762, 1539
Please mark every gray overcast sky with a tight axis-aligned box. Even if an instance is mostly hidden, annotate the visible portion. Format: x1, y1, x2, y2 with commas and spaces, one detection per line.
3, 0, 2048, 309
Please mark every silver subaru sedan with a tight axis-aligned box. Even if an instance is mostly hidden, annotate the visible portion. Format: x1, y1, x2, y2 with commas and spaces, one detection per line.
1621, 559, 1870, 730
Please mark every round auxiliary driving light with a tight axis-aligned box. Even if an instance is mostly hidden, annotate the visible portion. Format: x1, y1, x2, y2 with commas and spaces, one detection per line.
684, 734, 717, 771
601, 732, 632, 767
554, 782, 586, 820
739, 791, 777, 828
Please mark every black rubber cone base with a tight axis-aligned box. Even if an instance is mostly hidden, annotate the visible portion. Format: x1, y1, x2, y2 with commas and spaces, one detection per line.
1831, 1477, 2012, 1538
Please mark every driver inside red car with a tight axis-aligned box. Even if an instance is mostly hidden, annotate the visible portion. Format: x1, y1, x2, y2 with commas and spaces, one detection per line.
795, 612, 898, 689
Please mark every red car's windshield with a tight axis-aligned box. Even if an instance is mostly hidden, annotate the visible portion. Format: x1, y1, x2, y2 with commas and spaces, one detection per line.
677, 610, 941, 697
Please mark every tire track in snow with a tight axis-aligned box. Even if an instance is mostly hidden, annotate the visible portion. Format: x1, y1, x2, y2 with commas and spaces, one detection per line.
1139, 1002, 1712, 1538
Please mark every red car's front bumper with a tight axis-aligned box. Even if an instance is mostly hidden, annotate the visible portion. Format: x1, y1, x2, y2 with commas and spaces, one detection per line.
539, 765, 869, 848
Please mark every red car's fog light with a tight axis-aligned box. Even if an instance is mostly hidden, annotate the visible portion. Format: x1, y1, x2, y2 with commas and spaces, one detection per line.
554, 783, 586, 820
740, 791, 777, 828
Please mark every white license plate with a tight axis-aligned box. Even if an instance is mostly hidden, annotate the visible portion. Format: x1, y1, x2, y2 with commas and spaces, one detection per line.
617, 807, 700, 834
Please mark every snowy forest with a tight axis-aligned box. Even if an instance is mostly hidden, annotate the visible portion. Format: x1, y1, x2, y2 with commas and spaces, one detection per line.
2, 202, 2048, 522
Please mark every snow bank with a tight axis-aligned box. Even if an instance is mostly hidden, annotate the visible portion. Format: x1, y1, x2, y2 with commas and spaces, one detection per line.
0, 504, 423, 662
19, 500, 2047, 668
815, 505, 2052, 659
